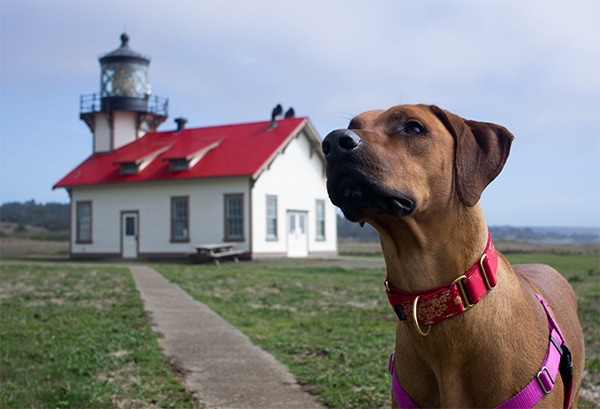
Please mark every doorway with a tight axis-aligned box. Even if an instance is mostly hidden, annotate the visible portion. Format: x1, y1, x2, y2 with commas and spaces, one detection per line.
287, 211, 308, 257
121, 211, 138, 259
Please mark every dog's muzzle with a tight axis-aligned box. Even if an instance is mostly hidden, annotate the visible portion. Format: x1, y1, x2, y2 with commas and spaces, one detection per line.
322, 129, 416, 221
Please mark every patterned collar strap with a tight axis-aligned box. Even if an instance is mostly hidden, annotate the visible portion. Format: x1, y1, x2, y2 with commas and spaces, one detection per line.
384, 233, 498, 330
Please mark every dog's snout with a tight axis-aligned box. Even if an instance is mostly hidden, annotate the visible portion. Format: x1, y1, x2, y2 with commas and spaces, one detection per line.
322, 129, 362, 157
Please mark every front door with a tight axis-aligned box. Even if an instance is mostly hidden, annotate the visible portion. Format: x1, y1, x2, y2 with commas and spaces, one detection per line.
287, 211, 308, 257
121, 212, 138, 259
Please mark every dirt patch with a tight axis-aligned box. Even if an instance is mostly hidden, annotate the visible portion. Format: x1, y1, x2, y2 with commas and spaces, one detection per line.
0, 281, 35, 300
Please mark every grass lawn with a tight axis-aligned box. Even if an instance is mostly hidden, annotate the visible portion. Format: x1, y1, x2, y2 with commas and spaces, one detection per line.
1, 242, 597, 409
0, 262, 198, 409
157, 250, 599, 409
158, 262, 396, 408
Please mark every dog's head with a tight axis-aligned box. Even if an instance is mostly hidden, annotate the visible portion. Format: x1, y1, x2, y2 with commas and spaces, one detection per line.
322, 104, 514, 224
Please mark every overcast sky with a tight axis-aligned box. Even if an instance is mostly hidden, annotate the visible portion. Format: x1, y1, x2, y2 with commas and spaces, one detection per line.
1, 0, 598, 227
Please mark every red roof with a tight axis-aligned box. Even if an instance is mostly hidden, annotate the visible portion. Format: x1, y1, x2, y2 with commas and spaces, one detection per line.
54, 117, 313, 188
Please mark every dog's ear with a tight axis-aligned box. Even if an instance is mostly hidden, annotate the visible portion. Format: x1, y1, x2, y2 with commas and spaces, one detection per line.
429, 105, 514, 206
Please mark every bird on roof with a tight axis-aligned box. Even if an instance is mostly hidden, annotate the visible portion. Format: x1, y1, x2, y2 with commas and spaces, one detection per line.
269, 104, 283, 130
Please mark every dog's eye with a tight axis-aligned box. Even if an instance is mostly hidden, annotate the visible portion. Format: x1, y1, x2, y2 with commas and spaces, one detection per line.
404, 120, 426, 136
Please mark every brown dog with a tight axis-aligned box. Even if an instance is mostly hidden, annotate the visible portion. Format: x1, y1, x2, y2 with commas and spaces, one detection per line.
322, 104, 585, 408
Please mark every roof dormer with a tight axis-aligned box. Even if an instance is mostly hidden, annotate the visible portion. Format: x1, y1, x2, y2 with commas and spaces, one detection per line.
164, 138, 222, 172
114, 144, 170, 175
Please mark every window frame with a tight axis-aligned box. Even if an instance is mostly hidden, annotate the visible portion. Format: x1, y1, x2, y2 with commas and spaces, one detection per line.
76, 201, 92, 243
224, 193, 244, 242
170, 196, 190, 243
316, 199, 326, 241
266, 195, 278, 241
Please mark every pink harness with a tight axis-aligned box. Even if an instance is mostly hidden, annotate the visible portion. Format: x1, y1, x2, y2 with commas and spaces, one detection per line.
385, 234, 574, 408
389, 294, 574, 408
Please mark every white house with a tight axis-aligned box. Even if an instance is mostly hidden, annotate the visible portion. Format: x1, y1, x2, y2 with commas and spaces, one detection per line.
53, 34, 337, 260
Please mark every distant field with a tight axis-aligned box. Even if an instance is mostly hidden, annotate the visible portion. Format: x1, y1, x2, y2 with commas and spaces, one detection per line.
2, 237, 596, 259
0, 222, 69, 242
338, 239, 600, 257
0, 238, 69, 259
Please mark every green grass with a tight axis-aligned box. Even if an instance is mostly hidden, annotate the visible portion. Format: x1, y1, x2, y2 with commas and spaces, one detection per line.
0, 263, 197, 409
157, 251, 599, 409
1, 247, 597, 409
158, 262, 396, 408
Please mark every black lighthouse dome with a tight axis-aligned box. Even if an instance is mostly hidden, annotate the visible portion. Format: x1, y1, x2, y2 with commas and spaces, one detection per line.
99, 33, 152, 111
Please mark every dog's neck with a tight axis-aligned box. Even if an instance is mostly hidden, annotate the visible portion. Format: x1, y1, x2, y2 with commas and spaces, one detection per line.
372, 204, 489, 293
372, 204, 561, 407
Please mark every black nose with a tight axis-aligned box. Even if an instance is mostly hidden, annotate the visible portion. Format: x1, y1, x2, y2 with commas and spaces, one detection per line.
322, 129, 362, 157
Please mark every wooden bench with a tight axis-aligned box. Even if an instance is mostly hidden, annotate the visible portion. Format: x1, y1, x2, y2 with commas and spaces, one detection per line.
193, 243, 245, 265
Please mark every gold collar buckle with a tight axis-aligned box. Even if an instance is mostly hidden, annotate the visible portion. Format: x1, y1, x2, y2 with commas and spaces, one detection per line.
451, 274, 474, 310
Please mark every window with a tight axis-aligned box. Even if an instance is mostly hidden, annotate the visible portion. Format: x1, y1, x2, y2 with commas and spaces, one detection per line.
76, 201, 92, 243
266, 196, 278, 240
316, 200, 325, 240
169, 158, 189, 171
224, 194, 244, 241
171, 197, 189, 242
119, 162, 139, 175
125, 216, 136, 236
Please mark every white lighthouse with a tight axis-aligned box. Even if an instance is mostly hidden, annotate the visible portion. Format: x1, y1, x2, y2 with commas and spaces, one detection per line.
80, 33, 168, 153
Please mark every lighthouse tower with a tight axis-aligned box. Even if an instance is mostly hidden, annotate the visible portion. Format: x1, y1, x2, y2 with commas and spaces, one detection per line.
80, 33, 168, 153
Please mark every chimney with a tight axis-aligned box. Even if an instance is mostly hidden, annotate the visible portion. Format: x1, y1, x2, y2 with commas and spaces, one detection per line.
174, 117, 188, 132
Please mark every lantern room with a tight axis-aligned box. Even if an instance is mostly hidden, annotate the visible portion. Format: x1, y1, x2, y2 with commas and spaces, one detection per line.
99, 33, 151, 111
80, 33, 168, 153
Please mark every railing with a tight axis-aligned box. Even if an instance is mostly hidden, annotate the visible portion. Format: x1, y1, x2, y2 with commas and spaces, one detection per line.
80, 93, 169, 117
80, 93, 102, 113
147, 95, 169, 117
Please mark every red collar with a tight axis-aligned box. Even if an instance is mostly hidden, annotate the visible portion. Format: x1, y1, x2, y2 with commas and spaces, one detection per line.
384, 233, 498, 335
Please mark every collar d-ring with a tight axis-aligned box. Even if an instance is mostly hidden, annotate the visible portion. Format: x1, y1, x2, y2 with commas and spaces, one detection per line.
412, 295, 431, 336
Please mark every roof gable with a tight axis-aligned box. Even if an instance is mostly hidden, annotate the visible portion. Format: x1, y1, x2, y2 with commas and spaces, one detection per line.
54, 117, 319, 188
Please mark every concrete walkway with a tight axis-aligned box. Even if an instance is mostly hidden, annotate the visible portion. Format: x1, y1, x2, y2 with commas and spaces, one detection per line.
130, 265, 325, 409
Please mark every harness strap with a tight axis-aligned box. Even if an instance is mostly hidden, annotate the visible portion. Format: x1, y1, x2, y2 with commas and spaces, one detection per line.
388, 294, 574, 409
539, 295, 574, 409
388, 354, 419, 409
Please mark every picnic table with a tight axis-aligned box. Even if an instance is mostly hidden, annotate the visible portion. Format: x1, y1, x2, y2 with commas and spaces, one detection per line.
193, 243, 244, 265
